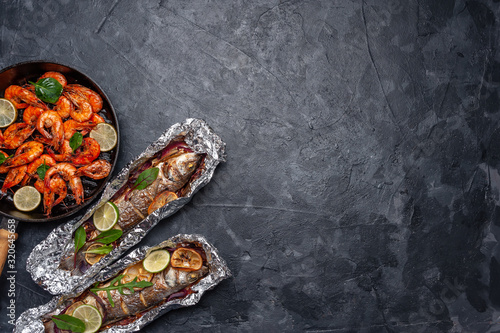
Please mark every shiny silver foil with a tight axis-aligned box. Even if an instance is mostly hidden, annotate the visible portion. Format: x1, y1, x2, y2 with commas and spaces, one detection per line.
26, 118, 226, 295
16, 234, 231, 333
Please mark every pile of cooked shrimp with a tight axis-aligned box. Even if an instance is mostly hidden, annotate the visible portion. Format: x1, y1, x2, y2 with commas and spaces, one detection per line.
0, 71, 112, 215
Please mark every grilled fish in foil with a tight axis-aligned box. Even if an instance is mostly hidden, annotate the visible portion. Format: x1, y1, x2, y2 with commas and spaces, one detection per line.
16, 234, 231, 333
27, 118, 225, 295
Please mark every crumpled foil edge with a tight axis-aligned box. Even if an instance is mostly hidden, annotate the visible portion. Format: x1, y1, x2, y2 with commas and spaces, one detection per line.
26, 118, 226, 295
15, 234, 231, 333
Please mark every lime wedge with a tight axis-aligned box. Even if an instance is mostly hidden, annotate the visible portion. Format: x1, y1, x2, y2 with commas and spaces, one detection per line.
13, 186, 41, 212
71, 304, 102, 333
89, 123, 117, 152
93, 201, 119, 231
0, 98, 17, 128
143, 249, 170, 273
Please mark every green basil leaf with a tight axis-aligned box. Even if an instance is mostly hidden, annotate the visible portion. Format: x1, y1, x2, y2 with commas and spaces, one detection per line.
0, 154, 7, 165
51, 314, 85, 333
133, 167, 159, 191
29, 78, 63, 104
74, 226, 86, 253
90, 229, 123, 245
70, 132, 83, 153
84, 244, 113, 255
37, 162, 50, 180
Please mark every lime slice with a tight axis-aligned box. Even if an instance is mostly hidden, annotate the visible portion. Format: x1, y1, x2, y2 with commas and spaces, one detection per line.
13, 186, 41, 212
0, 98, 17, 128
71, 304, 102, 333
93, 201, 119, 231
89, 123, 117, 152
143, 249, 170, 273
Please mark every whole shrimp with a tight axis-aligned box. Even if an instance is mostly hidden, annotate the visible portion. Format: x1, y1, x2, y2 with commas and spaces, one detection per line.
4, 85, 47, 109
1, 165, 27, 195
23, 106, 45, 125
76, 159, 111, 179
54, 95, 73, 119
37, 111, 64, 150
63, 119, 96, 140
39, 71, 67, 88
42, 174, 67, 216
21, 154, 56, 186
44, 163, 83, 205
0, 123, 36, 149
47, 139, 73, 162
3, 141, 44, 168
64, 88, 93, 122
67, 137, 100, 165
65, 84, 102, 112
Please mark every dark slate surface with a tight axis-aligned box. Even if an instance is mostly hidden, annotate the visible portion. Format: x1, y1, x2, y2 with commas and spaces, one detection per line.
1, 0, 500, 332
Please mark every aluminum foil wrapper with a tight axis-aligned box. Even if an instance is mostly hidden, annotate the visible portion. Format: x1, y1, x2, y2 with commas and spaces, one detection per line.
27, 118, 226, 295
16, 234, 231, 333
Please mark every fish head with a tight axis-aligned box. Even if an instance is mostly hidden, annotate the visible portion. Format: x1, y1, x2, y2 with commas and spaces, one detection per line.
185, 265, 209, 284
163, 152, 201, 181
162, 265, 209, 287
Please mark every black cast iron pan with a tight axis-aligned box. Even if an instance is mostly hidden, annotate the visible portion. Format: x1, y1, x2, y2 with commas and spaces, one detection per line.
0, 60, 120, 222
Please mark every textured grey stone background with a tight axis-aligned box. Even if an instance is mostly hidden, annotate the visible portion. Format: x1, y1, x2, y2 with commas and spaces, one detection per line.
1, 0, 500, 332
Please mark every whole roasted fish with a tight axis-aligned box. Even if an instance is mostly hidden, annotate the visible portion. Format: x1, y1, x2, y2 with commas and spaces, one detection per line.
112, 141, 203, 230
18, 234, 231, 333
43, 242, 209, 332
59, 140, 204, 274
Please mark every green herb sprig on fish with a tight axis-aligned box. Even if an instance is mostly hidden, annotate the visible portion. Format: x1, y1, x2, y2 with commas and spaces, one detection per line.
90, 229, 123, 244
84, 245, 113, 255
132, 167, 159, 191
51, 314, 86, 332
74, 226, 86, 253
70, 132, 83, 153
90, 275, 154, 307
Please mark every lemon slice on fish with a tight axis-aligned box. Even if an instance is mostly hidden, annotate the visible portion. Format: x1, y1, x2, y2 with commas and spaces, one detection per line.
0, 98, 17, 128
93, 201, 119, 231
171, 248, 203, 271
71, 304, 102, 333
143, 249, 170, 273
89, 123, 117, 152
13, 186, 41, 212
84, 243, 107, 265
